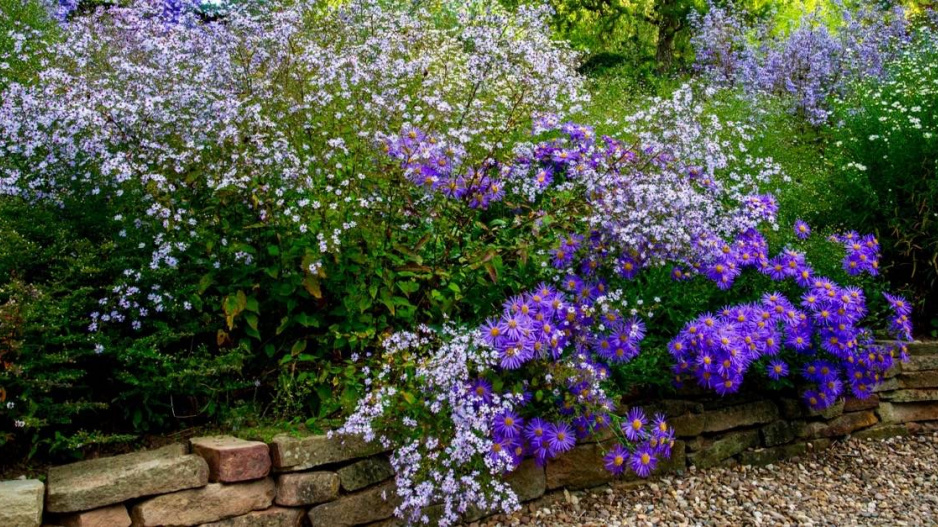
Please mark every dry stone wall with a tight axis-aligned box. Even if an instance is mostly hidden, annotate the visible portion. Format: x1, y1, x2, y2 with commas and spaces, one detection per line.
3, 341, 938, 527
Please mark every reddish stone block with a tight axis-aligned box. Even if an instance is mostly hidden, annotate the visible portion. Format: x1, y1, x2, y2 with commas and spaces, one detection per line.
191, 436, 271, 483
61, 504, 131, 527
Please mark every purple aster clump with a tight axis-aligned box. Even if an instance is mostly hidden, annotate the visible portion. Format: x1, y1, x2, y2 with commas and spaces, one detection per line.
670, 231, 913, 411
836, 232, 881, 276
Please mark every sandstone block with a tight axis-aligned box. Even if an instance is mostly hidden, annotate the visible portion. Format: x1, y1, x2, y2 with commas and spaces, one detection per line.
902, 355, 938, 372
872, 377, 900, 393
130, 478, 275, 527
843, 395, 880, 412
908, 342, 938, 356
670, 412, 706, 437
269, 434, 384, 472
777, 398, 805, 420
761, 420, 795, 447
687, 430, 759, 469
853, 424, 910, 441
882, 389, 938, 403
506, 458, 546, 502
47, 444, 208, 513
336, 457, 394, 492
275, 472, 339, 506
190, 436, 271, 483
546, 443, 614, 490
60, 504, 130, 527
700, 400, 778, 433
198, 507, 304, 527
878, 401, 938, 424
0, 479, 44, 527
307, 480, 400, 527
800, 411, 878, 438
806, 398, 844, 420
899, 371, 938, 389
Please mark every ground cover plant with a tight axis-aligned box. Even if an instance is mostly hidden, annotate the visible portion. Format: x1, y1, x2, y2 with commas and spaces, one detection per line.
0, 0, 930, 524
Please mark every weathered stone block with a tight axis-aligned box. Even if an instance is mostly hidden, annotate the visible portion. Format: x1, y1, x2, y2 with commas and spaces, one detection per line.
670, 412, 706, 437
901, 355, 938, 372
853, 424, 910, 441
270, 434, 384, 472
336, 458, 394, 492
844, 395, 880, 412
307, 480, 400, 527
700, 400, 779, 433
198, 507, 304, 527
777, 398, 804, 419
130, 478, 275, 527
761, 420, 795, 447
878, 401, 938, 424
546, 443, 614, 490
275, 472, 339, 506
0, 479, 44, 527
881, 389, 938, 403
800, 411, 878, 438
908, 342, 938, 356
687, 430, 760, 469
641, 400, 704, 417
60, 504, 130, 527
807, 399, 844, 420
190, 436, 271, 483
872, 377, 900, 393
47, 444, 208, 513
739, 442, 807, 466
899, 371, 938, 389
504, 458, 545, 502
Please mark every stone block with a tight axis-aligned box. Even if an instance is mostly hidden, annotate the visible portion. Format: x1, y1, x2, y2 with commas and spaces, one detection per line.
760, 420, 795, 447
739, 442, 807, 466
843, 395, 880, 412
337, 458, 394, 492
807, 399, 844, 420
60, 504, 130, 527
270, 434, 384, 472
130, 478, 275, 527
505, 458, 546, 502
908, 342, 938, 356
190, 436, 271, 483
307, 480, 400, 527
899, 371, 938, 389
47, 444, 208, 513
687, 430, 760, 469
669, 412, 706, 437
700, 400, 779, 433
640, 400, 704, 417
198, 507, 304, 527
275, 472, 339, 506
0, 479, 44, 527
901, 355, 938, 372
546, 443, 614, 490
777, 398, 804, 419
799, 411, 878, 438
872, 377, 900, 393
878, 402, 938, 424
881, 389, 938, 403
853, 424, 910, 441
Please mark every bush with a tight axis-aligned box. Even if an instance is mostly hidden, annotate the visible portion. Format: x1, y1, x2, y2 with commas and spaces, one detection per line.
0, 0, 585, 460
830, 26, 938, 335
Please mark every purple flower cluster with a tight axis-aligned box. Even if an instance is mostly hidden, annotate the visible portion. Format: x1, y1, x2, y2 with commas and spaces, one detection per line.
606, 408, 675, 477
670, 222, 913, 410
833, 231, 881, 276
691, 3, 909, 125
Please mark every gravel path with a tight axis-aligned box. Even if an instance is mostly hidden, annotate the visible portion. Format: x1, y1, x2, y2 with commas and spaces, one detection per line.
476, 434, 938, 527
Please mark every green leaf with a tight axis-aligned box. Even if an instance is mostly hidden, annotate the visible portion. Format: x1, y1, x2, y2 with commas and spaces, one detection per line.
291, 339, 307, 356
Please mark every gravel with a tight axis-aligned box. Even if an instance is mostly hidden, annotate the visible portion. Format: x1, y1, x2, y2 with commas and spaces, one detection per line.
474, 433, 938, 527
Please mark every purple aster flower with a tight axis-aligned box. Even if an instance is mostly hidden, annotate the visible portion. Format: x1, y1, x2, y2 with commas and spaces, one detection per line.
630, 444, 658, 478
545, 422, 576, 454
493, 411, 523, 439
623, 407, 647, 441
794, 219, 811, 239
603, 444, 629, 475
468, 378, 493, 403
883, 292, 912, 317
767, 359, 789, 380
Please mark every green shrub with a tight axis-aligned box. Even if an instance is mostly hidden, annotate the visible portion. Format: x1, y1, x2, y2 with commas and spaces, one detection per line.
830, 27, 938, 335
